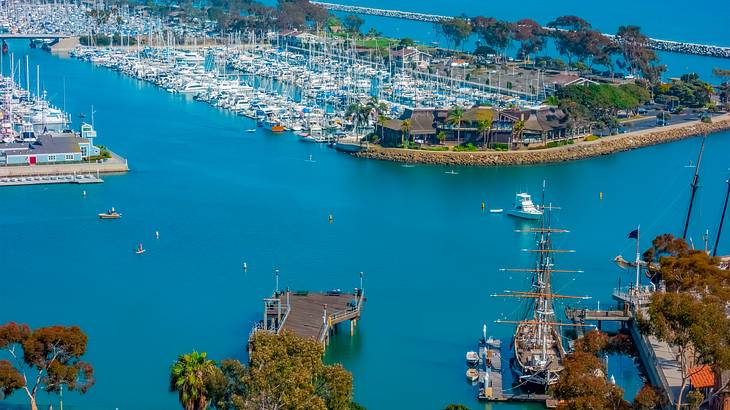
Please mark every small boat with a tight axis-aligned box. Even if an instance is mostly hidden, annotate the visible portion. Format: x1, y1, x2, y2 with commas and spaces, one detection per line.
490, 209, 503, 213
466, 368, 479, 383
99, 207, 121, 219
506, 193, 543, 220
445, 169, 459, 175
135, 243, 145, 254
245, 129, 257, 133
466, 351, 479, 367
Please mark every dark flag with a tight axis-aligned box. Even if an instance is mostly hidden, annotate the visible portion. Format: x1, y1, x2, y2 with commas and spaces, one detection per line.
627, 229, 639, 239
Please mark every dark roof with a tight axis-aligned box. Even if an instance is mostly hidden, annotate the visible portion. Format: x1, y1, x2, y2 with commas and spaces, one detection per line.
462, 107, 496, 122
398, 109, 438, 135
7, 134, 82, 156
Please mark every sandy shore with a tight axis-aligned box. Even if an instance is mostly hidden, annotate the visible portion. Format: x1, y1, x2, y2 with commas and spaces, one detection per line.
354, 113, 730, 166
0, 151, 129, 177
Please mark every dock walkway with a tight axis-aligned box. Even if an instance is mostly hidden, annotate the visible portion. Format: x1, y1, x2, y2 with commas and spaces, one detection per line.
250, 286, 365, 345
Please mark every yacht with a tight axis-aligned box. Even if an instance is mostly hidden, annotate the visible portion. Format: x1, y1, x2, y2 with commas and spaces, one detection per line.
506, 193, 543, 220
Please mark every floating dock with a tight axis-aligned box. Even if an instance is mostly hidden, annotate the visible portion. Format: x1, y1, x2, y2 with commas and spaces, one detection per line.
249, 284, 365, 346
476, 338, 557, 407
0, 172, 103, 186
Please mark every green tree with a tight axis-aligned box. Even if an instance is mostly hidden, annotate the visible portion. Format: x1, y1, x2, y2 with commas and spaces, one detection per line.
342, 15, 364, 35
377, 114, 388, 141
552, 331, 629, 410
401, 119, 412, 147
444, 405, 470, 410
633, 384, 662, 409
447, 107, 465, 145
244, 331, 352, 409
170, 351, 217, 410
0, 323, 94, 410
511, 120, 524, 148
476, 118, 493, 147
439, 18, 472, 50
640, 292, 730, 410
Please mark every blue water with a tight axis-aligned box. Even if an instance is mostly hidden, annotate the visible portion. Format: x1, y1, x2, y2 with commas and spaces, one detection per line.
1, 38, 729, 409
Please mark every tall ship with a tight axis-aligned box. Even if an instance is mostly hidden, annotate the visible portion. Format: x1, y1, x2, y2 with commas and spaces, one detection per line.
496, 185, 588, 390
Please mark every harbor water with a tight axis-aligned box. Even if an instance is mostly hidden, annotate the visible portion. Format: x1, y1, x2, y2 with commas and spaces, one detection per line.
1, 40, 729, 410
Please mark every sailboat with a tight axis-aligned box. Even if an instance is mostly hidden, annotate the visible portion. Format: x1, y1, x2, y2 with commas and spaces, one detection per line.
135, 243, 146, 254
495, 185, 590, 390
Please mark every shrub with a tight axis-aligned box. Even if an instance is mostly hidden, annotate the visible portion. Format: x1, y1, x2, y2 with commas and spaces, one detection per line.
584, 135, 600, 142
453, 143, 478, 152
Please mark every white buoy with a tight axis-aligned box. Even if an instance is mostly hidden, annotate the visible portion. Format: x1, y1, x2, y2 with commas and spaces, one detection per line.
82, 190, 86, 196
155, 231, 160, 239
243, 262, 248, 271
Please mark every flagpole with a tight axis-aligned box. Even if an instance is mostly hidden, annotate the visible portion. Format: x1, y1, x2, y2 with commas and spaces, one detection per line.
635, 225, 640, 291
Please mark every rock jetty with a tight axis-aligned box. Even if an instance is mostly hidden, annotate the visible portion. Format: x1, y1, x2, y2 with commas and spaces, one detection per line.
354, 114, 730, 167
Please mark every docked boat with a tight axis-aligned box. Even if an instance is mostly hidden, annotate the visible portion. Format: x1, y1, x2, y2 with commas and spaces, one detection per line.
466, 368, 479, 383
264, 119, 285, 132
466, 351, 479, 367
99, 208, 121, 219
506, 193, 543, 220
495, 186, 587, 391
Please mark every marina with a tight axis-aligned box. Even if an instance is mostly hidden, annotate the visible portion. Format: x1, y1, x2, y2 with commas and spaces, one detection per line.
0, 0, 728, 409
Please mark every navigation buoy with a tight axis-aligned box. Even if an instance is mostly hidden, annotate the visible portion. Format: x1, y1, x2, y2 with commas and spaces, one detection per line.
599, 191, 603, 200
82, 190, 86, 197
155, 231, 160, 239
481, 201, 485, 210
243, 262, 248, 271
329, 214, 333, 224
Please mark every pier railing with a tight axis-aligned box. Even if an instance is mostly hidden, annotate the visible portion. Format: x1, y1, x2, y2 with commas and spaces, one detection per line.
317, 289, 365, 343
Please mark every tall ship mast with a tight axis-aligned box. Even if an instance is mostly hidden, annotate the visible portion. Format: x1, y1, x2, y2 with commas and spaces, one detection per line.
495, 185, 589, 390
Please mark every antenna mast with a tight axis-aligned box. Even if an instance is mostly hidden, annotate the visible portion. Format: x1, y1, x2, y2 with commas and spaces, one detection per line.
683, 136, 706, 239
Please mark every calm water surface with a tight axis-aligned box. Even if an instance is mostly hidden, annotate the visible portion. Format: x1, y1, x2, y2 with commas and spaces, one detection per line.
0, 39, 729, 409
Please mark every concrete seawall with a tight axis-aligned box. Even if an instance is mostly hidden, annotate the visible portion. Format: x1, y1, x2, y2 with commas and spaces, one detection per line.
0, 152, 129, 177
354, 114, 730, 167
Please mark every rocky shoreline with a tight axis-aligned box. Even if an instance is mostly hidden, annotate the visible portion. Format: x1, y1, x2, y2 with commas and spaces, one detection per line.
354, 114, 730, 167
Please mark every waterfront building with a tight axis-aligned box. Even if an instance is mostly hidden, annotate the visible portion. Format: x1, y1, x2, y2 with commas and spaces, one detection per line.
377, 105, 582, 147
0, 125, 101, 166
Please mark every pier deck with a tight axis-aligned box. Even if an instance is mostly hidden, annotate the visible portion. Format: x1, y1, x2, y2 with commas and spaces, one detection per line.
250, 286, 365, 345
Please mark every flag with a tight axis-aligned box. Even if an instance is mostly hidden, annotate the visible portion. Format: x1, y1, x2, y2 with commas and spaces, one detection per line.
627, 229, 639, 239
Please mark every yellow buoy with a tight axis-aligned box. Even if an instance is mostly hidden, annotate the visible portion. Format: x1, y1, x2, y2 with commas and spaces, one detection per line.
329, 214, 333, 224
481, 201, 485, 210
599, 191, 603, 200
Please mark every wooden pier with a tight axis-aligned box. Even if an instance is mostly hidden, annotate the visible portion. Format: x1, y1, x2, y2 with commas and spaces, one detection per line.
249, 278, 365, 346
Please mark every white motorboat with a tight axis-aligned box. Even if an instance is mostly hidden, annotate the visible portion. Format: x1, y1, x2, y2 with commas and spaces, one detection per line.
506, 193, 543, 220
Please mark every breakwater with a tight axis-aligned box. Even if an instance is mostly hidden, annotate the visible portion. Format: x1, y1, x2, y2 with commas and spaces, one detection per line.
354, 114, 730, 166
312, 1, 730, 59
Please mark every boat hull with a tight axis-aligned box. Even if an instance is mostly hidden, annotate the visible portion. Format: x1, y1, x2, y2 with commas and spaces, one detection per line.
506, 210, 542, 220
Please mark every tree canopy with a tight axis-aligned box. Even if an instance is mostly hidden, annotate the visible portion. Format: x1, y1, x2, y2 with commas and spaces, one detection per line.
0, 323, 94, 410
173, 331, 357, 410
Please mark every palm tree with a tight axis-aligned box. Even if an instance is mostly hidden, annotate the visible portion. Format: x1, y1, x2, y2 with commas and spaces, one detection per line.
511, 120, 525, 150
169, 351, 216, 410
377, 114, 388, 141
447, 107, 465, 146
401, 119, 412, 147
476, 118, 493, 148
